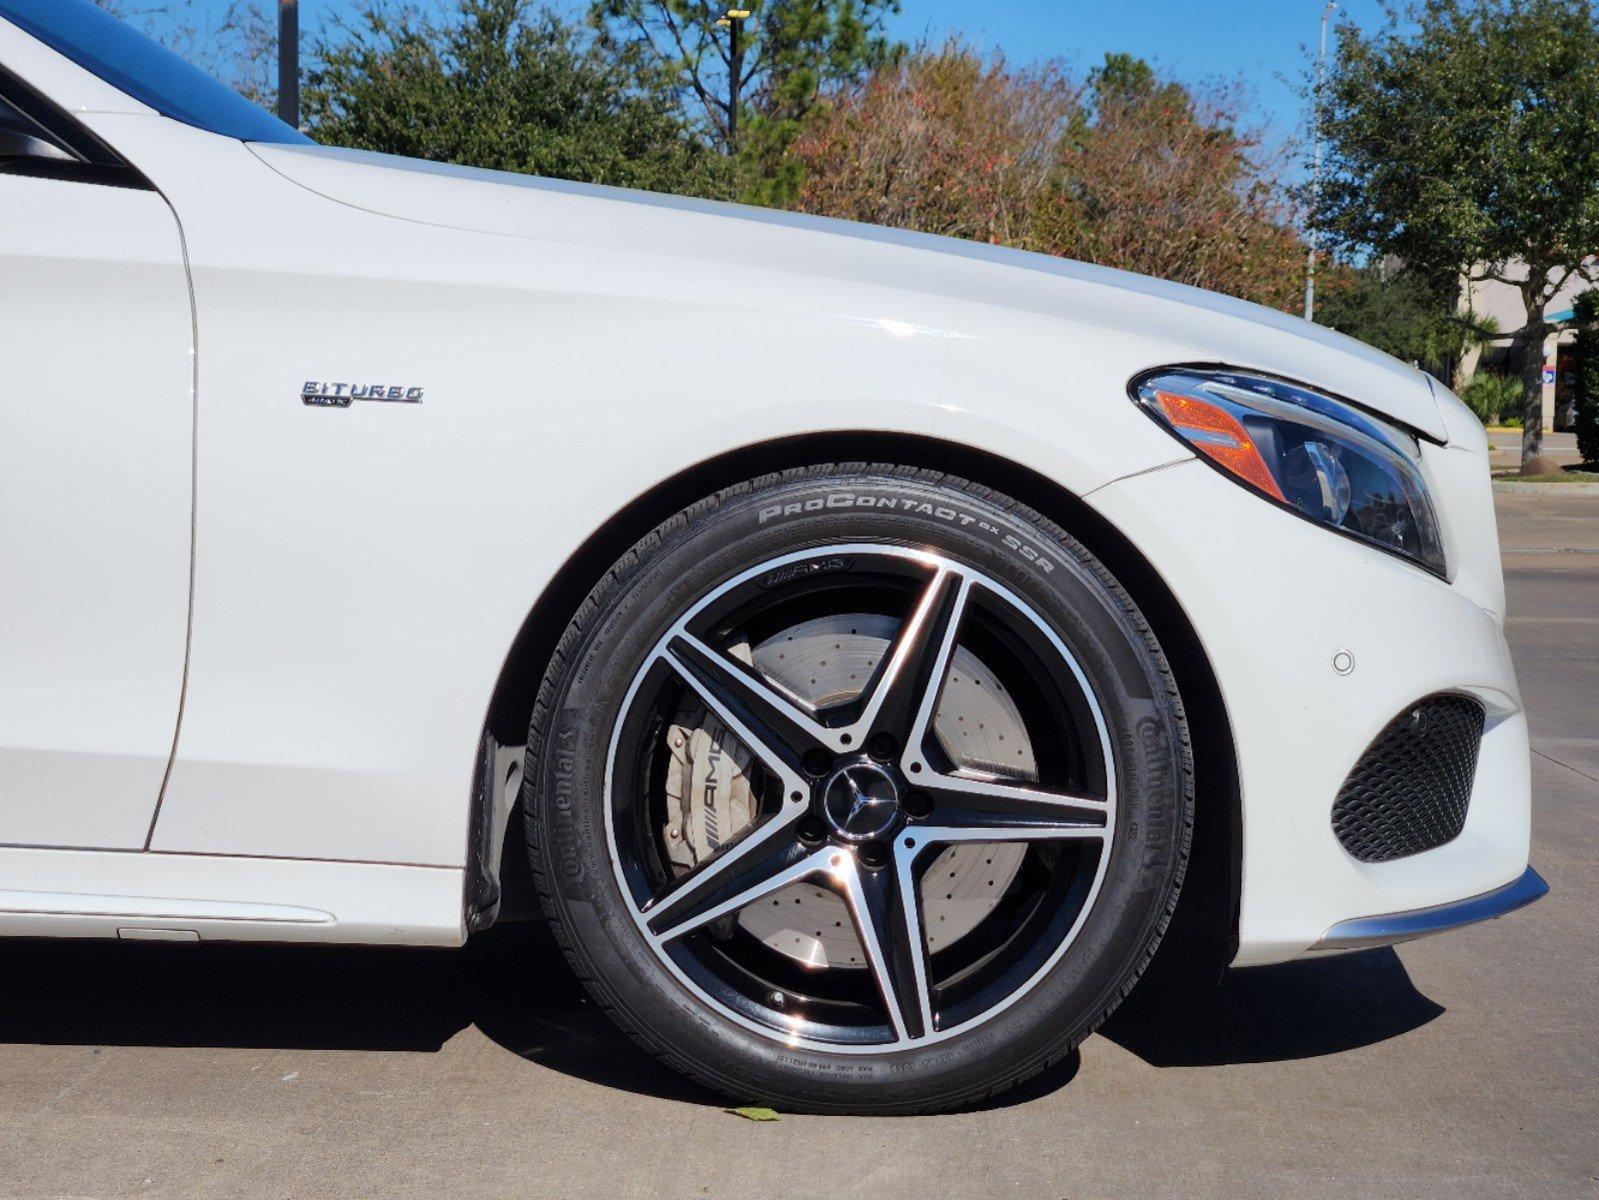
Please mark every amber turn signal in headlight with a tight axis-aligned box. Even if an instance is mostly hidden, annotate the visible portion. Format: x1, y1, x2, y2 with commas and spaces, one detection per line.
1133, 367, 1447, 577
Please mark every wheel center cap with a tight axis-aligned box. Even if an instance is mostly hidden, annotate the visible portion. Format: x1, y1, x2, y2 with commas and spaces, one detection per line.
821, 762, 901, 841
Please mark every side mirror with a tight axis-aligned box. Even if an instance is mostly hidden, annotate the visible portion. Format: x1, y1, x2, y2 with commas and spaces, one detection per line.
0, 125, 75, 164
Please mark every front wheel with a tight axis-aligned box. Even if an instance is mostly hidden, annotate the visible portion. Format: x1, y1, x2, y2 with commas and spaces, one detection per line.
525, 466, 1192, 1113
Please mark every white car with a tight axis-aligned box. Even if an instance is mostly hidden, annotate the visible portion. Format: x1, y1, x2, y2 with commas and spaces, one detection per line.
0, 0, 1546, 1113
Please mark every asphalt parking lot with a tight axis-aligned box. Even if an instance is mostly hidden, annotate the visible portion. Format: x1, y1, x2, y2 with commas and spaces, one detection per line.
1, 493, 1594, 1200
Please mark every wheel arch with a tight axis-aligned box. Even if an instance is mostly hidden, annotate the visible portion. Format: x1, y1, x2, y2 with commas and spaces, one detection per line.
472, 433, 1241, 975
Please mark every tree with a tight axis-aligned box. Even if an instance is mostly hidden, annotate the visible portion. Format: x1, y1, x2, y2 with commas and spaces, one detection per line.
1574, 291, 1599, 464
1086, 51, 1183, 113
790, 46, 1304, 311
590, 0, 901, 203
94, 0, 276, 105
1041, 53, 1304, 310
788, 43, 1079, 246
303, 0, 727, 196
1311, 0, 1599, 471
1316, 263, 1494, 384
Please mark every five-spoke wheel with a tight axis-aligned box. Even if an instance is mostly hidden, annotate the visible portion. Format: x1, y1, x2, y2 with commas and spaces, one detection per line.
528, 468, 1190, 1111
607, 546, 1117, 1050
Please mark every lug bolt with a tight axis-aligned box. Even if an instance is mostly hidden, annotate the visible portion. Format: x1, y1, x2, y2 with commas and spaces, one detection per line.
859, 841, 889, 869
803, 748, 832, 777
868, 732, 898, 761
904, 790, 933, 820
797, 816, 827, 845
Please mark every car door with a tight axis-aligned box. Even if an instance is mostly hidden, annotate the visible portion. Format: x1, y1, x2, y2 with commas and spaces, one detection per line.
0, 72, 193, 848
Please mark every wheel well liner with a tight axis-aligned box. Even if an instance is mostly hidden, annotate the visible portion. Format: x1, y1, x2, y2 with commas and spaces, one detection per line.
474, 433, 1240, 972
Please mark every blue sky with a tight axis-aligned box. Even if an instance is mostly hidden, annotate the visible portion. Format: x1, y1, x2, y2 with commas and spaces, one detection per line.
885, 0, 1393, 141
147, 0, 1397, 146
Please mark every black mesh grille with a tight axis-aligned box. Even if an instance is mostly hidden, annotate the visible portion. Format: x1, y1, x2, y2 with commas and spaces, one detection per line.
1331, 695, 1486, 863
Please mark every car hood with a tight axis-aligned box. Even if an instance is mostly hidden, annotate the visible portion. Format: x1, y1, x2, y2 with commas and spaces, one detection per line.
250, 142, 1451, 443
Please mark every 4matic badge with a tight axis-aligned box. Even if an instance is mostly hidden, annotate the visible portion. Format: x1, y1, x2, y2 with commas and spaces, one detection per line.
301, 381, 424, 407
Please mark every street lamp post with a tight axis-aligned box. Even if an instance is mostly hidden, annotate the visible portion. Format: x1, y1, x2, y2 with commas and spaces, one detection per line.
714, 8, 751, 150
1305, 0, 1337, 323
277, 0, 299, 130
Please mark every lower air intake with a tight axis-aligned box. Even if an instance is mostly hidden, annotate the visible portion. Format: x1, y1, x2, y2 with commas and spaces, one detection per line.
1331, 695, 1486, 864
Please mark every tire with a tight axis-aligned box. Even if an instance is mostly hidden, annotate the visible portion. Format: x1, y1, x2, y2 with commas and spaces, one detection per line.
524, 465, 1193, 1114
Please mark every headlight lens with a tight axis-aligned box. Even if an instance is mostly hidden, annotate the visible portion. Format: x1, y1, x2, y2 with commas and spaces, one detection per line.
1133, 367, 1447, 577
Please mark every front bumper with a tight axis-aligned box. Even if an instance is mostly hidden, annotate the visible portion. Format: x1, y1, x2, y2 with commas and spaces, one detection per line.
1087, 453, 1534, 965
1309, 866, 1548, 953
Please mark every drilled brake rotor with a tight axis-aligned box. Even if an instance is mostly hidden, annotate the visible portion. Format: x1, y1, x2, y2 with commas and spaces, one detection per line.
662, 613, 1033, 969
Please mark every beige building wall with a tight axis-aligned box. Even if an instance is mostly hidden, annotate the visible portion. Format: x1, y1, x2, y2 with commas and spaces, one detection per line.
1460, 261, 1594, 430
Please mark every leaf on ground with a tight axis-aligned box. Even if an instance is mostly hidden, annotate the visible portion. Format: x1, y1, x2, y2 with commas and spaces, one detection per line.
725, 1105, 780, 1122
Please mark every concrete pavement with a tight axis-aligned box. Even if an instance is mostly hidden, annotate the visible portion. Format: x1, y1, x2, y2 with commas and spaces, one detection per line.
1, 495, 1594, 1200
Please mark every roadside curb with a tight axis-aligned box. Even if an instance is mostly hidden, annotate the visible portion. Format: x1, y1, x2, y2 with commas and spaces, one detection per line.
1492, 481, 1599, 495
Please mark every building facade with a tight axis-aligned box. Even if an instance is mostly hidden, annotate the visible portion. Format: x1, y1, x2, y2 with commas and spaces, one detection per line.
1461, 262, 1594, 431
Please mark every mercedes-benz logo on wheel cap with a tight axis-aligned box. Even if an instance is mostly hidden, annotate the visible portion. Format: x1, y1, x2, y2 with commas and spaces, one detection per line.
822, 762, 901, 841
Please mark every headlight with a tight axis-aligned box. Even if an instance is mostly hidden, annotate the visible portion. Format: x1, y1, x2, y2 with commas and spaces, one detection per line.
1131, 366, 1447, 577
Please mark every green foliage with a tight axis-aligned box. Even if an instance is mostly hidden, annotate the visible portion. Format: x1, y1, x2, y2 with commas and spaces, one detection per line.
1461, 370, 1523, 425
1310, 0, 1599, 465
1314, 0, 1599, 295
304, 0, 730, 195
1574, 291, 1599, 463
589, 0, 902, 204
1316, 265, 1492, 382
1087, 50, 1187, 113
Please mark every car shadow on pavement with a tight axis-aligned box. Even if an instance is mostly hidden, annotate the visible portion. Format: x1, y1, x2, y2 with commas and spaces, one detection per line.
1101, 946, 1444, 1067
0, 934, 472, 1053
0, 925, 1439, 1104
0, 922, 724, 1105
463, 922, 1089, 1108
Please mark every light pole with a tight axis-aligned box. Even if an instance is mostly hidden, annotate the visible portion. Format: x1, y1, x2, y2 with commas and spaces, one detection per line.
714, 8, 751, 150
1305, 0, 1337, 322
277, 0, 299, 130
